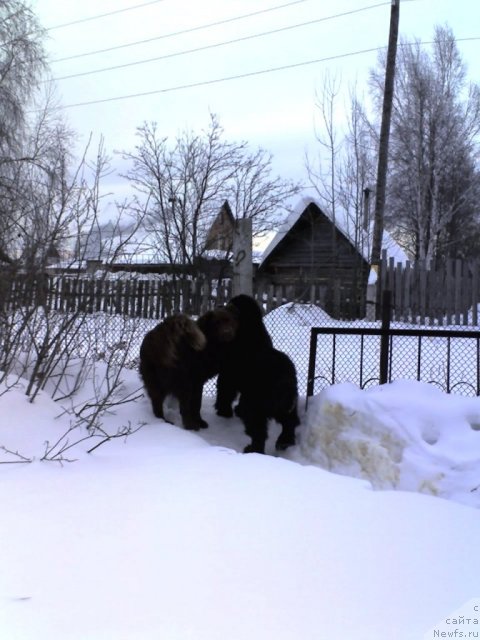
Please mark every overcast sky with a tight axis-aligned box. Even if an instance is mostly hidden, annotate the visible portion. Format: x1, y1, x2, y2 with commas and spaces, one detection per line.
32, 0, 480, 200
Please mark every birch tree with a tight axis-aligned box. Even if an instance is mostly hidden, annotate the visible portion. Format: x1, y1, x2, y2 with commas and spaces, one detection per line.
0, 0, 47, 262
371, 26, 480, 259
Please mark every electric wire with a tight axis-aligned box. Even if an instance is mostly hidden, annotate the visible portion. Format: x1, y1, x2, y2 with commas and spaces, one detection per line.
50, 0, 330, 63
45, 0, 170, 31
49, 36, 480, 111
51, 45, 392, 109
49, 4, 390, 82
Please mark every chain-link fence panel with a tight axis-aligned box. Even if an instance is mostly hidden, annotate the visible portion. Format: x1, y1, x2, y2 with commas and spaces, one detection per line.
308, 327, 480, 399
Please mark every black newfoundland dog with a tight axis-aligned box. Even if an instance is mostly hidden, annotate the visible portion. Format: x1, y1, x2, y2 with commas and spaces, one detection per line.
139, 309, 237, 430
215, 294, 300, 454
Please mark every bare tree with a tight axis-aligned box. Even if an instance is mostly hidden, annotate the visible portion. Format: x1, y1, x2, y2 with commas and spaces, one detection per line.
338, 92, 377, 258
307, 73, 343, 233
0, 4, 149, 461
370, 26, 480, 259
121, 114, 300, 275
306, 76, 376, 313
307, 76, 376, 247
225, 146, 300, 236
0, 131, 146, 393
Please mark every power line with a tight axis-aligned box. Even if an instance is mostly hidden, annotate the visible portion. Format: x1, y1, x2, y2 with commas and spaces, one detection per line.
48, 4, 390, 83
45, 0, 169, 32
51, 46, 389, 109
50, 0, 314, 63
49, 0, 422, 63
48, 36, 480, 111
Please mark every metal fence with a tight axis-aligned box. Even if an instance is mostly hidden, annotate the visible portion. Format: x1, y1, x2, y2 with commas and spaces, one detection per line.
306, 292, 480, 402
79, 296, 480, 400
307, 326, 480, 400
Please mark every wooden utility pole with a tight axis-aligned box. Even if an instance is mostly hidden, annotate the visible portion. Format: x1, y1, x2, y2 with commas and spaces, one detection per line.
370, 0, 400, 268
232, 218, 253, 297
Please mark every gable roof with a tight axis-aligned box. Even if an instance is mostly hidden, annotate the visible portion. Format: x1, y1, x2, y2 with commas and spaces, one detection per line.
259, 196, 409, 267
204, 200, 235, 252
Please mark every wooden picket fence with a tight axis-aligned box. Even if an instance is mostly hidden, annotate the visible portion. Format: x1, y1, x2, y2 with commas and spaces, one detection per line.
378, 253, 480, 325
3, 256, 479, 326
0, 275, 311, 319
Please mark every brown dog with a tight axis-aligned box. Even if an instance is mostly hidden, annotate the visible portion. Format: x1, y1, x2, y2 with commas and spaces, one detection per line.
139, 309, 238, 430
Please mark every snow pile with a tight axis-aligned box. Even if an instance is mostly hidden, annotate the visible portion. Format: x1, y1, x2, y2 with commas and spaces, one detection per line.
265, 301, 333, 328
300, 380, 480, 507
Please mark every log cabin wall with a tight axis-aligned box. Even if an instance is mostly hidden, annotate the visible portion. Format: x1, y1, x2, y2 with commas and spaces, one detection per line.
257, 203, 369, 319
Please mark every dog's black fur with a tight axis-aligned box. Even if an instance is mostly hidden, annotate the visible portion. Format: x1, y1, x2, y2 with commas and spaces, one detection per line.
140, 309, 237, 430
215, 294, 300, 454
215, 294, 273, 419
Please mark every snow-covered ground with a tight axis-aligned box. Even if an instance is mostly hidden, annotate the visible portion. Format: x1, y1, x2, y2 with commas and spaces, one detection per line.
1, 304, 480, 639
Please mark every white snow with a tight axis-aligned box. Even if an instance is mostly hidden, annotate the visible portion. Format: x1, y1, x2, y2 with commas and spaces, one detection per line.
299, 380, 480, 508
1, 305, 480, 639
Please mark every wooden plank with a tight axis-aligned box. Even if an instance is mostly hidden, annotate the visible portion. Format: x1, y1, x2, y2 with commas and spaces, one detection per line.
101, 279, 109, 314
113, 279, 122, 315
135, 280, 143, 317
463, 263, 470, 326
436, 263, 444, 326
123, 281, 131, 316
410, 261, 417, 324
394, 262, 402, 322
142, 279, 149, 317
419, 261, 427, 325
153, 280, 162, 319
445, 259, 453, 325
472, 260, 479, 326
403, 261, 411, 323
427, 262, 435, 326
454, 259, 462, 325
95, 279, 103, 313
387, 256, 395, 294
67, 279, 75, 313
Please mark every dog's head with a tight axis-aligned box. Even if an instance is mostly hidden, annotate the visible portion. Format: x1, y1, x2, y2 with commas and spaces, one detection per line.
226, 295, 272, 348
174, 314, 207, 351
227, 294, 264, 325
197, 307, 238, 343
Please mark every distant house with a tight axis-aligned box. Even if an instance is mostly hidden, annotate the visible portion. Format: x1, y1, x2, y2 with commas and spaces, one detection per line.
256, 197, 407, 319
48, 195, 408, 318
204, 200, 235, 252
52, 202, 238, 279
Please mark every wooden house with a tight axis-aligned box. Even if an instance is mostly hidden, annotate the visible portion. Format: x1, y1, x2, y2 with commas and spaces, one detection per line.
204, 200, 235, 252
195, 200, 235, 280
256, 198, 407, 319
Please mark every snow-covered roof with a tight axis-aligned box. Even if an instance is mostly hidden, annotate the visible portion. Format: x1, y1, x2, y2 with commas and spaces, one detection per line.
259, 196, 409, 267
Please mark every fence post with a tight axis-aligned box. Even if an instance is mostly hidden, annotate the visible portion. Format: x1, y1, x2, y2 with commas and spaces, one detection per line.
380, 289, 391, 385
306, 328, 318, 408
232, 218, 253, 297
